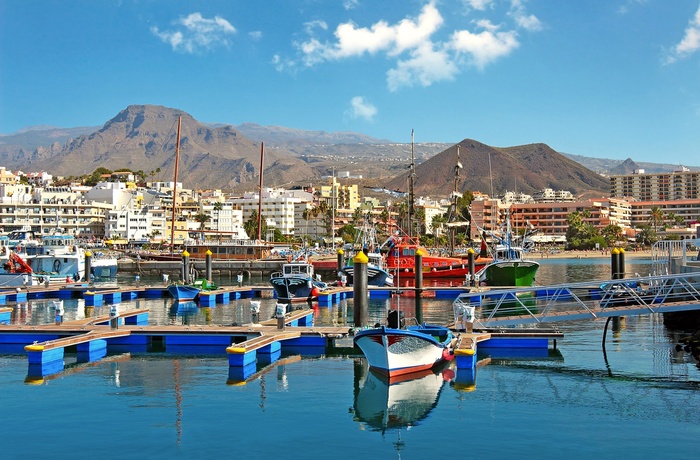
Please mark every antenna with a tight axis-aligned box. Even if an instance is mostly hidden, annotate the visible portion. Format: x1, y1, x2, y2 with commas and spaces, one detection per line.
408, 129, 415, 239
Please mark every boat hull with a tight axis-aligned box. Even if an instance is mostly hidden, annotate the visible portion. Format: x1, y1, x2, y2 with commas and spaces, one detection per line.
90, 258, 118, 279
270, 276, 316, 302
481, 260, 539, 287
167, 285, 201, 301
354, 326, 453, 378
341, 265, 394, 287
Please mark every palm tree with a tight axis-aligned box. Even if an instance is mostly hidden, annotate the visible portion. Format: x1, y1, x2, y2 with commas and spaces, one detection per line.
649, 206, 664, 232
193, 213, 210, 231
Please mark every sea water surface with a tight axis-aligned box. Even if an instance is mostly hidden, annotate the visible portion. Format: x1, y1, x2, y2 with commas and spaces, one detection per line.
1, 258, 698, 459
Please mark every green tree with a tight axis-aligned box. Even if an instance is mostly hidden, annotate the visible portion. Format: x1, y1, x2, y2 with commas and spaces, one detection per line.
635, 225, 657, 247
648, 206, 664, 232
193, 213, 210, 231
431, 213, 447, 236
566, 211, 602, 249
84, 167, 112, 186
244, 210, 267, 240
601, 224, 623, 248
338, 224, 357, 243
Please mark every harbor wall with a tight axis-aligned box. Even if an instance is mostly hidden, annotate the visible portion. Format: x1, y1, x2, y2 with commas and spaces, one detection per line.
118, 259, 288, 279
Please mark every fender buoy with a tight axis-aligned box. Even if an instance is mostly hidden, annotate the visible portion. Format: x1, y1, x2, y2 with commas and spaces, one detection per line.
311, 287, 320, 297
53, 260, 61, 272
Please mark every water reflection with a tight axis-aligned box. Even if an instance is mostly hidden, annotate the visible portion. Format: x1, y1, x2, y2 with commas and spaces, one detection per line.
351, 358, 453, 432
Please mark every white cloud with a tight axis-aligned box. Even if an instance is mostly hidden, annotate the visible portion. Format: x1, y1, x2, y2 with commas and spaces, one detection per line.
388, 42, 459, 91
282, 1, 539, 89
348, 96, 378, 121
151, 12, 236, 54
464, 0, 494, 11
509, 0, 542, 32
249, 31, 263, 41
272, 53, 296, 72
310, 2, 443, 60
451, 21, 519, 70
344, 0, 360, 10
618, 0, 648, 15
304, 20, 328, 35
666, 5, 700, 64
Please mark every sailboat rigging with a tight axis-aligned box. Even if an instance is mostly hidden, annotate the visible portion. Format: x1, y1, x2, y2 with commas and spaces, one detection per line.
408, 129, 416, 239
169, 115, 182, 255
447, 145, 465, 256
257, 141, 264, 241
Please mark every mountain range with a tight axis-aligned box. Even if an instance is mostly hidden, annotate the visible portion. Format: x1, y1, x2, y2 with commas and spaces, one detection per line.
1, 104, 696, 197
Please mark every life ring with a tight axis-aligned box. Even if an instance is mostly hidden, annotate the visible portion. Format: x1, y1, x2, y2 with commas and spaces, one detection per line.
53, 259, 61, 272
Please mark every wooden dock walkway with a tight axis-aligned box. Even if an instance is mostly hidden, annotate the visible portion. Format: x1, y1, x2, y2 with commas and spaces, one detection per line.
24, 328, 132, 352
226, 331, 302, 354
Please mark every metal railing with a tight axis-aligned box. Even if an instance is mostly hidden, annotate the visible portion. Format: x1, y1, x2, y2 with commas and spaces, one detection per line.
453, 272, 700, 328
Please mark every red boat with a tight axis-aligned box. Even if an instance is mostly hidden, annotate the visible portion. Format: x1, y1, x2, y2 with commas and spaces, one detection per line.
382, 235, 490, 279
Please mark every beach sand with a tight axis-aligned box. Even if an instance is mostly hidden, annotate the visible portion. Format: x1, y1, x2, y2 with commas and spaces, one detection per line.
534, 249, 653, 260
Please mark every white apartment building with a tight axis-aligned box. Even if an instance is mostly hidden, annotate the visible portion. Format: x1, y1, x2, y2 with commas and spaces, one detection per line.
200, 202, 248, 239
231, 188, 305, 236
610, 169, 700, 201
105, 205, 167, 244
0, 183, 113, 238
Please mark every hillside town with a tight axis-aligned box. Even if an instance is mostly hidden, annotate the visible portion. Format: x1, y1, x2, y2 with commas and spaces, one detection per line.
1, 165, 699, 250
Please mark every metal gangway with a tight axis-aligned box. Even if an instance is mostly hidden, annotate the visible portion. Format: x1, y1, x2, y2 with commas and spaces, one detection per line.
453, 271, 700, 328
651, 238, 700, 277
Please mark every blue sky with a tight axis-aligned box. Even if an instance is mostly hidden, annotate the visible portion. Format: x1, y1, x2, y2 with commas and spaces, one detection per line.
1, 1, 700, 165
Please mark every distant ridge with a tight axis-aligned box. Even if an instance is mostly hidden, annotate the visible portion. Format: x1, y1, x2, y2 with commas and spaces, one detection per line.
232, 123, 392, 145
25, 105, 318, 189
609, 158, 640, 175
385, 139, 610, 197
2, 105, 698, 194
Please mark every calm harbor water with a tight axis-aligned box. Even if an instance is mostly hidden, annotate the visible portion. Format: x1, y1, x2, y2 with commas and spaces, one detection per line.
1, 258, 699, 459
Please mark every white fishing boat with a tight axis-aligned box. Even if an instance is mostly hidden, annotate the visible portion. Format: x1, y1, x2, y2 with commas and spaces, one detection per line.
89, 251, 119, 279
20, 234, 86, 283
354, 310, 460, 378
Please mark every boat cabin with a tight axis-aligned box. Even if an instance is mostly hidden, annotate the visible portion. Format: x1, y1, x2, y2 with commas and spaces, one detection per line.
283, 263, 314, 278
23, 235, 79, 256
494, 246, 524, 261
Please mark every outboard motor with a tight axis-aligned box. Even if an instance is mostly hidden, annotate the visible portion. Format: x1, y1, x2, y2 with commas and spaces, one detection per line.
387, 309, 405, 329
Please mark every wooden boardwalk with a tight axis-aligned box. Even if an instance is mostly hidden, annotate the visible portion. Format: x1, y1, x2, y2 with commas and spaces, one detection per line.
226, 331, 302, 354
25, 328, 132, 352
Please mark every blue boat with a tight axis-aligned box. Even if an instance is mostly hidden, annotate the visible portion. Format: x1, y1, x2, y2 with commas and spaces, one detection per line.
167, 284, 201, 301
270, 262, 327, 302
167, 279, 218, 301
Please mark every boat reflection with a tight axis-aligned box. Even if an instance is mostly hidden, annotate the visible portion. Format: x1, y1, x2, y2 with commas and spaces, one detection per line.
351, 358, 453, 432
168, 300, 199, 324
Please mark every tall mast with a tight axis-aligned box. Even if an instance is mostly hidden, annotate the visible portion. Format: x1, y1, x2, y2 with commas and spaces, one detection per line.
257, 142, 264, 241
331, 168, 336, 250
408, 129, 415, 239
450, 145, 462, 255
169, 115, 182, 255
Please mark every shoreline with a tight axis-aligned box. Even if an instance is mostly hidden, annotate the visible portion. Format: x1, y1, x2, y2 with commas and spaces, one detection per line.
531, 249, 653, 260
